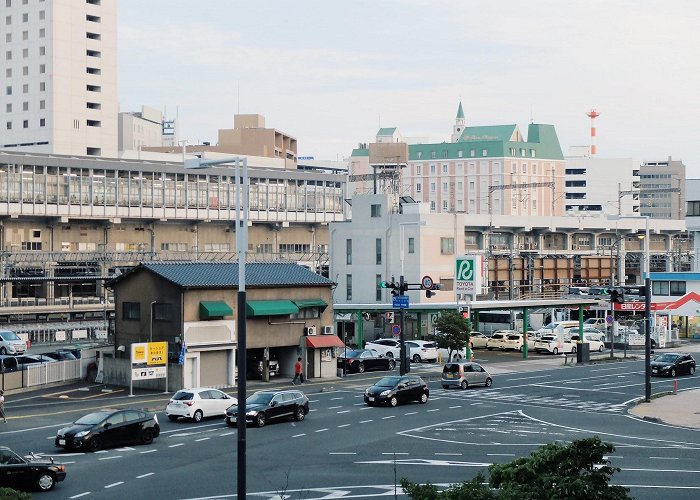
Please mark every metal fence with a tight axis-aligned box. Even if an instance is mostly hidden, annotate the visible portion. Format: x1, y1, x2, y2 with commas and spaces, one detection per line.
25, 359, 82, 387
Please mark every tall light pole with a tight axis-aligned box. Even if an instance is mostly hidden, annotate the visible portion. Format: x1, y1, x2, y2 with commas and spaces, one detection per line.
185, 155, 248, 498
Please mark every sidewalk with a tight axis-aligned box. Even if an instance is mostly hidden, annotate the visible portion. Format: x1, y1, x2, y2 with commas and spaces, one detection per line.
629, 388, 700, 429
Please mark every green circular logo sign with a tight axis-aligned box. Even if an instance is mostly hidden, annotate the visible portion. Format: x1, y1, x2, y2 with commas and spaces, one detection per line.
457, 259, 474, 280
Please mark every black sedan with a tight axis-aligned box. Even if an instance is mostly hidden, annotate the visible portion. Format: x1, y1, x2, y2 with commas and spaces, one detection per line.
650, 353, 696, 377
225, 390, 309, 428
0, 446, 67, 492
55, 409, 160, 452
337, 349, 396, 374
364, 375, 429, 407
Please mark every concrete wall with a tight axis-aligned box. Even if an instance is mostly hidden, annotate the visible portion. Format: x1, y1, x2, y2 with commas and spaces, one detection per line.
103, 356, 183, 391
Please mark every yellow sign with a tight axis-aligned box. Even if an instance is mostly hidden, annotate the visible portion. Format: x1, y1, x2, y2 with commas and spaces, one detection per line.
147, 342, 168, 366
131, 343, 147, 364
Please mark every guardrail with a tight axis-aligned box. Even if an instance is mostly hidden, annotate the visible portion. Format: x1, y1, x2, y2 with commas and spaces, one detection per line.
25, 359, 81, 387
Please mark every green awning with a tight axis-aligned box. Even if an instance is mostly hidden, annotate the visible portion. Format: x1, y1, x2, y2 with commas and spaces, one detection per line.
199, 301, 233, 320
292, 298, 328, 310
246, 300, 300, 317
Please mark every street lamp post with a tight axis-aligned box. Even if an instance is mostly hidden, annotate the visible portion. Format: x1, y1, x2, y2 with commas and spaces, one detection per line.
149, 301, 156, 343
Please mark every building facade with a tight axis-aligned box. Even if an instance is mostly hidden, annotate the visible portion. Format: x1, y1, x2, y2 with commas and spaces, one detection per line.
118, 106, 180, 153
1, 0, 118, 157
639, 157, 686, 219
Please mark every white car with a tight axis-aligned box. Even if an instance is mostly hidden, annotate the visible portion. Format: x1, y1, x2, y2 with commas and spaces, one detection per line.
469, 332, 489, 349
364, 338, 401, 358
569, 327, 606, 342
486, 330, 520, 350
0, 329, 27, 355
437, 346, 467, 362
570, 334, 606, 352
405, 340, 438, 363
166, 387, 236, 423
534, 335, 574, 355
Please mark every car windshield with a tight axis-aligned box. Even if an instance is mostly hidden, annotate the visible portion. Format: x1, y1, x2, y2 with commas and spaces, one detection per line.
541, 336, 555, 341
655, 354, 680, 363
375, 376, 401, 388
247, 392, 274, 405
172, 391, 194, 401
443, 364, 460, 374
342, 350, 362, 358
423, 342, 436, 348
75, 411, 112, 425
1, 331, 20, 341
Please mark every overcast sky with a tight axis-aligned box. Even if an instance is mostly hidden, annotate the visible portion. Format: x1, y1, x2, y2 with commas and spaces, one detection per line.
118, 0, 700, 175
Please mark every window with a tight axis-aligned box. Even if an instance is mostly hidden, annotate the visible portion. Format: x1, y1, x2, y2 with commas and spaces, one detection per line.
370, 204, 381, 217
39, 64, 45, 73
39, 118, 45, 127
86, 84, 101, 92
22, 31, 28, 40
416, 182, 421, 193
22, 66, 28, 76
5, 86, 11, 95
87, 0, 102, 4
86, 14, 100, 22
375, 238, 382, 265
39, 100, 45, 109
22, 102, 28, 111
430, 182, 436, 193
430, 201, 436, 211
21, 241, 42, 250
87, 49, 101, 57
482, 149, 488, 156
346, 274, 352, 301
442, 182, 448, 193
5, 33, 10, 43
5, 122, 10, 130
415, 165, 421, 175
153, 303, 172, 321
22, 83, 28, 93
123, 302, 141, 321
39, 10, 45, 20
670, 281, 686, 296
5, 68, 10, 77
652, 281, 669, 296
346, 239, 352, 265
22, 13, 28, 22
416, 151, 422, 159
86, 67, 101, 74
458, 150, 463, 158
22, 120, 28, 128
442, 164, 448, 174
442, 200, 448, 210
87, 120, 101, 127
86, 32, 101, 40
86, 102, 101, 109
470, 149, 475, 157
22, 48, 28, 57
431, 151, 437, 159
376, 274, 382, 301
440, 237, 455, 254
39, 28, 45, 38
408, 237, 415, 254
5, 104, 10, 112
5, 51, 11, 61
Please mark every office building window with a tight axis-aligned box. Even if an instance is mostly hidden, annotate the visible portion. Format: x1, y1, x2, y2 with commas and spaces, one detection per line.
22, 48, 28, 58
345, 274, 352, 301
86, 67, 101, 75
408, 237, 415, 254
443, 200, 448, 210
430, 201, 436, 211
22, 66, 28, 76
22, 13, 28, 22
22, 102, 28, 111
39, 46, 45, 55
5, 104, 10, 112
86, 14, 100, 22
86, 32, 101, 40
39, 100, 45, 109
39, 82, 45, 91
5, 33, 10, 42
39, 118, 45, 127
370, 204, 381, 217
442, 164, 448, 174
442, 182, 448, 193
430, 182, 436, 193
346, 239, 352, 265
22, 83, 28, 93
5, 68, 10, 77
39, 64, 45, 73
5, 86, 11, 95
122, 302, 141, 321
670, 281, 686, 296
416, 182, 421, 193
5, 51, 11, 60
39, 28, 45, 38
87, 49, 101, 57
22, 30, 28, 40
376, 274, 382, 301
86, 120, 101, 127
5, 122, 11, 130
440, 238, 455, 255
375, 238, 382, 265
39, 10, 45, 20
23, 120, 28, 128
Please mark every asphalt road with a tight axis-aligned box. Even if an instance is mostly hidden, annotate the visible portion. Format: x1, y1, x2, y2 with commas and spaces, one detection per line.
2, 348, 700, 499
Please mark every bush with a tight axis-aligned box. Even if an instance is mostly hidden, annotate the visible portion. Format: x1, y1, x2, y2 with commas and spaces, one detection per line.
0, 487, 32, 499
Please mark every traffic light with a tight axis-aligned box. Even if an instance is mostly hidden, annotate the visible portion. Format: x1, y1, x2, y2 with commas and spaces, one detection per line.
609, 287, 625, 304
425, 283, 441, 298
380, 281, 398, 296
399, 281, 409, 295
385, 311, 395, 323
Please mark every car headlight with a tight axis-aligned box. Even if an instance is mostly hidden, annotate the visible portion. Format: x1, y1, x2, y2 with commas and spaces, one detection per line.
246, 410, 257, 416
74, 430, 90, 438
364, 389, 369, 396
380, 390, 391, 397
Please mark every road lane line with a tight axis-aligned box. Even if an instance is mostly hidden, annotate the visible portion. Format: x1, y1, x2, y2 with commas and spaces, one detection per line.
382, 416, 396, 420
337, 424, 351, 428
404, 412, 418, 415
315, 428, 329, 433
359, 420, 373, 423
140, 449, 157, 454
169, 443, 185, 448
488, 453, 516, 456
360, 406, 372, 410
427, 409, 440, 412
329, 452, 357, 455
507, 375, 551, 381
435, 453, 462, 456
649, 457, 680, 460
220, 432, 236, 436
116, 447, 135, 451
195, 437, 210, 442
136, 473, 154, 479
337, 410, 350, 414
292, 433, 306, 438
105, 482, 124, 489
382, 452, 409, 455
330, 397, 344, 400
98, 456, 121, 461
448, 406, 462, 409
328, 406, 343, 409
69, 493, 91, 499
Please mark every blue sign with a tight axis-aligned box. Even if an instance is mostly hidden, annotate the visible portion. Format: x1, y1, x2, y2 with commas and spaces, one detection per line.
391, 325, 401, 338
393, 295, 409, 309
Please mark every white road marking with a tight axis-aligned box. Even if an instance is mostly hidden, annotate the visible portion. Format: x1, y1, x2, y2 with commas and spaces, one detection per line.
382, 452, 409, 455
220, 432, 235, 436
328, 406, 343, 410
98, 456, 121, 461
427, 409, 440, 412
649, 456, 680, 460
292, 433, 306, 438
488, 453, 516, 456
329, 452, 357, 455
337, 424, 351, 428
360, 406, 372, 410
116, 447, 135, 451
95, 450, 108, 454
195, 437, 210, 442
337, 410, 350, 414
136, 472, 154, 479
160, 422, 223, 435
448, 406, 462, 409
382, 416, 396, 420
169, 443, 185, 448
435, 452, 462, 456
360, 420, 373, 424
507, 374, 551, 381
69, 493, 91, 499
405, 412, 418, 415
140, 449, 157, 454
353, 403, 364, 406
105, 482, 124, 489
330, 397, 344, 400
315, 428, 328, 433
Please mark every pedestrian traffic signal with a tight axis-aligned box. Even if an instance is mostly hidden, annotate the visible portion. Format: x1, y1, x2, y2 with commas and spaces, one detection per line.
385, 311, 395, 323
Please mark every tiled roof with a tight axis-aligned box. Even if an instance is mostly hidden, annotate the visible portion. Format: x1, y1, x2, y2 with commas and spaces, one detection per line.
108, 261, 334, 289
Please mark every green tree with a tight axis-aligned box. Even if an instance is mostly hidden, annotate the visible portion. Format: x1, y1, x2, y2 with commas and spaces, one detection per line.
402, 437, 631, 500
432, 310, 471, 361
0, 487, 32, 499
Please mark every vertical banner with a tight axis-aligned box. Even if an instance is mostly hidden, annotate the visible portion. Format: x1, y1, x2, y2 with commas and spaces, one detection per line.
455, 255, 483, 298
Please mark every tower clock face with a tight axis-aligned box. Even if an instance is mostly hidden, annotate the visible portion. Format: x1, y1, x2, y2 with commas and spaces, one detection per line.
457, 128, 461, 132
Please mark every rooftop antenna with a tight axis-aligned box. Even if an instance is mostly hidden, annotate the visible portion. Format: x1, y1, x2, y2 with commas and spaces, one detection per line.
530, 104, 534, 124
237, 80, 240, 115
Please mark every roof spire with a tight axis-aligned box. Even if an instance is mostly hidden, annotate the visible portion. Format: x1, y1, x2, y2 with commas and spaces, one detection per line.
456, 101, 465, 119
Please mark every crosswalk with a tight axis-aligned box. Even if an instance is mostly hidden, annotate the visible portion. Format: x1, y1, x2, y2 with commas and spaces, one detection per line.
433, 388, 629, 414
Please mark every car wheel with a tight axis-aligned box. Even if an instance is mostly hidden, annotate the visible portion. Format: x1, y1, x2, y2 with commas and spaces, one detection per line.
226, 418, 236, 427
294, 407, 306, 422
485, 377, 493, 387
419, 392, 429, 404
670, 368, 677, 377
487, 347, 493, 351
519, 346, 523, 352
690, 366, 696, 375
553, 347, 559, 355
357, 362, 365, 373
168, 415, 178, 422
412, 354, 421, 363
389, 396, 398, 407
571, 346, 577, 353
460, 380, 468, 390
37, 472, 56, 491
141, 428, 154, 445
192, 410, 204, 423
87, 435, 103, 452
255, 413, 266, 427
0, 347, 6, 355
385, 352, 394, 358
387, 360, 396, 370
599, 345, 604, 352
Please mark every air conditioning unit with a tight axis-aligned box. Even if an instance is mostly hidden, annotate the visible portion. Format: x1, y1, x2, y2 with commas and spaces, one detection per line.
321, 325, 334, 335
305, 326, 317, 336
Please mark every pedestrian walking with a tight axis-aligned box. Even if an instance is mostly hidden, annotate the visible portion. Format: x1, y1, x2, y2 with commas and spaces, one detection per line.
292, 357, 304, 385
0, 390, 6, 423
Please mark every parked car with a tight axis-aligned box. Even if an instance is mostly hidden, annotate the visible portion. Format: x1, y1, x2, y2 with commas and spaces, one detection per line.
486, 330, 520, 350
0, 446, 67, 492
225, 390, 309, 428
14, 354, 57, 366
337, 349, 396, 373
0, 355, 19, 372
437, 346, 467, 362
0, 329, 27, 355
166, 387, 236, 422
537, 321, 580, 336
469, 332, 490, 349
583, 318, 608, 331
442, 362, 493, 390
246, 354, 279, 380
364, 375, 429, 407
651, 353, 696, 377
43, 351, 78, 361
534, 335, 574, 355
55, 408, 160, 452
569, 334, 606, 352
503, 333, 524, 351
405, 340, 439, 363
364, 338, 401, 358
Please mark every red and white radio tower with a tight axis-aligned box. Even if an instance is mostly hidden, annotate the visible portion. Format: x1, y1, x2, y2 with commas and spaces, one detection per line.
586, 108, 600, 156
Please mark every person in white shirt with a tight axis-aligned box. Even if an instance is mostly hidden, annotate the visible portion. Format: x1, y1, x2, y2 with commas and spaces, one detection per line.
0, 390, 6, 423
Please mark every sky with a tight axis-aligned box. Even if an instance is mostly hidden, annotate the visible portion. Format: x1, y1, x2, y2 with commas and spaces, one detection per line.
118, 0, 700, 175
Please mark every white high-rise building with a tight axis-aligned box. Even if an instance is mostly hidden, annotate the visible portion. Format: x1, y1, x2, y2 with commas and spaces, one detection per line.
0, 0, 117, 157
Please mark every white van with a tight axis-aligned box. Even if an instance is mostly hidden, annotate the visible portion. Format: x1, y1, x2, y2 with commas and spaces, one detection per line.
0, 329, 27, 355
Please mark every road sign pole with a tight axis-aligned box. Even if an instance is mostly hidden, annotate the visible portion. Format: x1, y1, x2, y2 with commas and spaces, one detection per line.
399, 275, 408, 375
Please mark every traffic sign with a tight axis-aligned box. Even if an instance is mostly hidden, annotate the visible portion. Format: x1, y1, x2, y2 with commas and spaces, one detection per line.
393, 295, 409, 309
606, 315, 613, 324
391, 324, 401, 338
421, 275, 434, 290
